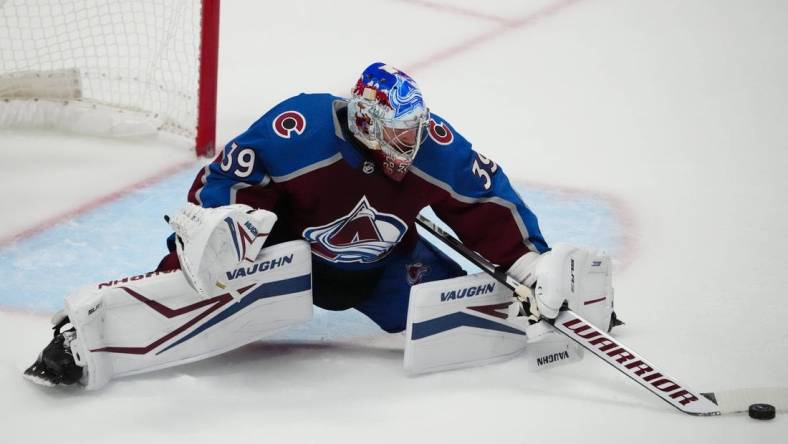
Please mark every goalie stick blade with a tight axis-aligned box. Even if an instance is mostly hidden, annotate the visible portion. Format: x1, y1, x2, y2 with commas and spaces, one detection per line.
551, 310, 721, 416
701, 388, 788, 415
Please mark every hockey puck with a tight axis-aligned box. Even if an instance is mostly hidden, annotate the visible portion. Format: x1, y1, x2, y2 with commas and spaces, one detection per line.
748, 403, 776, 420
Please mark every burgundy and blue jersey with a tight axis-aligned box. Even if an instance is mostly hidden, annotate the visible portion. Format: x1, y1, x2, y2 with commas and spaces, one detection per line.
186, 93, 548, 273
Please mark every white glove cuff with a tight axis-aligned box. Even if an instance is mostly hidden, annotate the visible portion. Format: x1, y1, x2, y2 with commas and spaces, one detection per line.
507, 251, 540, 287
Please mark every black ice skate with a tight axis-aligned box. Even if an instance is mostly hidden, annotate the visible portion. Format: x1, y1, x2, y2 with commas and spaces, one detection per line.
23, 317, 84, 387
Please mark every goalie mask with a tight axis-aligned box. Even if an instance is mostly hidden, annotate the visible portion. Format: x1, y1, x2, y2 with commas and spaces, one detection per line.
347, 62, 429, 181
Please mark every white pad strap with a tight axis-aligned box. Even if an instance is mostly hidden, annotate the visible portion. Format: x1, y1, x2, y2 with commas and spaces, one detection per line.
523, 321, 584, 370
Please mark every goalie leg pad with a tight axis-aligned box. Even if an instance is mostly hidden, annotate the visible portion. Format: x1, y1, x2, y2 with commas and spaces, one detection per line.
404, 272, 528, 374
404, 272, 588, 374
65, 240, 312, 390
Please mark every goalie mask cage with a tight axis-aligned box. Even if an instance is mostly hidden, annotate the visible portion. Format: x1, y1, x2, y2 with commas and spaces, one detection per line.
0, 0, 220, 157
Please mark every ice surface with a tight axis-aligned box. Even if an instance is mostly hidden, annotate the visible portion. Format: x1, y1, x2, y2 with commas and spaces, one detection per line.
1, 0, 786, 442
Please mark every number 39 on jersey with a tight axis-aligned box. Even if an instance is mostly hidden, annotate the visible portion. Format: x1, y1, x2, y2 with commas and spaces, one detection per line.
472, 152, 498, 190
220, 142, 256, 178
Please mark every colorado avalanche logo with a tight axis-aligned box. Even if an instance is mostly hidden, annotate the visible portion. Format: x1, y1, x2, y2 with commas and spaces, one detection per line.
272, 111, 306, 138
302, 196, 408, 264
406, 263, 430, 285
390, 73, 425, 119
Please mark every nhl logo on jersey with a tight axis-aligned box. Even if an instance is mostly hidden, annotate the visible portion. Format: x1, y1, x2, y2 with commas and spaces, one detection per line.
428, 119, 453, 145
272, 110, 306, 138
302, 196, 407, 264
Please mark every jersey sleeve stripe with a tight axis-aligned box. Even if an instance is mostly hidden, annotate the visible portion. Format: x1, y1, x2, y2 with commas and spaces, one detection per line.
332, 99, 348, 141
270, 152, 343, 183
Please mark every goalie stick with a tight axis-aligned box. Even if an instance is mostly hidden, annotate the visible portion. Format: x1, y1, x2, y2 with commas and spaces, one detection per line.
415, 214, 787, 416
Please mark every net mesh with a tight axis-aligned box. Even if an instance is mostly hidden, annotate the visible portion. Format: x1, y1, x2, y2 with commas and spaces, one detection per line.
0, 0, 202, 140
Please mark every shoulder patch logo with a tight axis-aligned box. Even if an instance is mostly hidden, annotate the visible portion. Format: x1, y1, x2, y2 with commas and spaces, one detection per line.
273, 110, 306, 138
428, 119, 453, 145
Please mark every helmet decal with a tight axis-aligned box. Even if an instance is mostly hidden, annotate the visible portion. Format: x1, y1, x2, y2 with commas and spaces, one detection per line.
272, 110, 306, 138
390, 73, 425, 119
347, 62, 430, 181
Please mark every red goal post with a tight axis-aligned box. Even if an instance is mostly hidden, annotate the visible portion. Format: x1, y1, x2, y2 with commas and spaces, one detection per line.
0, 0, 220, 157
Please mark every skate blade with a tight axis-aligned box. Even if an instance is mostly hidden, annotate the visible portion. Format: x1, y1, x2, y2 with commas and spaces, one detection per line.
22, 371, 57, 387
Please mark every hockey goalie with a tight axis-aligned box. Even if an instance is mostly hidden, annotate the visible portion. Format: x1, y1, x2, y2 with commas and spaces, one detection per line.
24, 62, 620, 389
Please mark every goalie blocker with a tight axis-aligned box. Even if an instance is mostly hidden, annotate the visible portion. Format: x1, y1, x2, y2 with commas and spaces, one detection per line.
61, 240, 312, 390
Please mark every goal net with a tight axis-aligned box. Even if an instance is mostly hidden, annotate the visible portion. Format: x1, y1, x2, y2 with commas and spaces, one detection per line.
0, 0, 219, 156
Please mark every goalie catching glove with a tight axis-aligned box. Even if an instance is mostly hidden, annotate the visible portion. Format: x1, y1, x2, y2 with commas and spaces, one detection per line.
166, 203, 277, 299
508, 243, 620, 332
